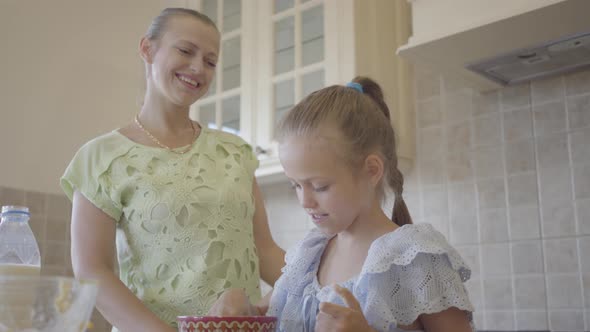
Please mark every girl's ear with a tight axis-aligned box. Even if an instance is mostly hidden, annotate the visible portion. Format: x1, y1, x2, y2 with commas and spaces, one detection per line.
139, 36, 154, 64
363, 154, 384, 187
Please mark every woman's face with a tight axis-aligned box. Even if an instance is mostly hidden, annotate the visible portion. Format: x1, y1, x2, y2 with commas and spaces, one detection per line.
143, 16, 220, 107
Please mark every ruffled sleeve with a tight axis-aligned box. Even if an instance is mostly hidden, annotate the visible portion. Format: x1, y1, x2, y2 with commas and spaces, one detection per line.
352, 224, 474, 331
60, 131, 133, 222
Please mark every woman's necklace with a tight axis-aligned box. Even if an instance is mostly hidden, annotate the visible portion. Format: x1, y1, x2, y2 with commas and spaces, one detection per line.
134, 115, 198, 155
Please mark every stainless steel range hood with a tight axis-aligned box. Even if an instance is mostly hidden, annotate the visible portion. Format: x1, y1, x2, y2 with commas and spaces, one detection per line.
397, 0, 590, 91
466, 31, 590, 86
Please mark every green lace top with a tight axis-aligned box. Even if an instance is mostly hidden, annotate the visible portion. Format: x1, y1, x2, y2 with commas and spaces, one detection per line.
61, 127, 262, 329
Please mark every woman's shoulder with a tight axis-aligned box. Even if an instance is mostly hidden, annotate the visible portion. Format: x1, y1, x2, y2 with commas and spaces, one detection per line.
64, 130, 137, 178
76, 130, 133, 156
203, 128, 252, 149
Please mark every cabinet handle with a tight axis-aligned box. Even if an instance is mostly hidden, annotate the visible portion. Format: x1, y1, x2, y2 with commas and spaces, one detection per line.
255, 146, 269, 156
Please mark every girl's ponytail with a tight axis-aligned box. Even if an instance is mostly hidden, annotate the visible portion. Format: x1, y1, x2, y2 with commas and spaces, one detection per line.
353, 76, 413, 227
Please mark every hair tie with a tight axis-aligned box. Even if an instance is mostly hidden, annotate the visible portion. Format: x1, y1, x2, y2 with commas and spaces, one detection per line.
345, 82, 363, 93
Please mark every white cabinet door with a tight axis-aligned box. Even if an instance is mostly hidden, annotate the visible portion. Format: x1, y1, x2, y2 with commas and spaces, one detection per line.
254, 0, 349, 180
184, 0, 414, 180
190, 0, 254, 145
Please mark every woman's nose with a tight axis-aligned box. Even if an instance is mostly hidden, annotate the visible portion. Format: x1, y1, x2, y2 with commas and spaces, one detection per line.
189, 58, 204, 73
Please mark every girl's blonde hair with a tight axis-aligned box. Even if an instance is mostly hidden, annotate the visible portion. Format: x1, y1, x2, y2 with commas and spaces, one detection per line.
277, 76, 412, 226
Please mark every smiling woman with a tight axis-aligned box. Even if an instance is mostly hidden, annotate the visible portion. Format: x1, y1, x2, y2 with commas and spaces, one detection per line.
54, 5, 284, 332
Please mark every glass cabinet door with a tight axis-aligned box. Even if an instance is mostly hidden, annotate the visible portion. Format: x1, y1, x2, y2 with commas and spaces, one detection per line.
273, 0, 325, 128
193, 0, 247, 139
266, 0, 326, 143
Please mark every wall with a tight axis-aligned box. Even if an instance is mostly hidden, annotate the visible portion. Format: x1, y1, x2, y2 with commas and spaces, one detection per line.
0, 0, 169, 194
259, 68, 590, 331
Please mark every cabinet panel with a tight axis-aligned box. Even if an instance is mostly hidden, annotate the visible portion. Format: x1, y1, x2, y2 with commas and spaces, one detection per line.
221, 95, 240, 134
222, 0, 241, 32
301, 5, 324, 66
274, 17, 295, 74
302, 70, 324, 97
222, 37, 241, 91
256, 0, 415, 182
274, 0, 294, 13
199, 103, 217, 129
273, 79, 295, 137
193, 0, 247, 142
201, 0, 217, 25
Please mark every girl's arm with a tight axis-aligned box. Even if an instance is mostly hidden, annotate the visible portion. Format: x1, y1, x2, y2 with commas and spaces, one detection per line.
419, 307, 473, 332
251, 180, 285, 286
71, 191, 175, 332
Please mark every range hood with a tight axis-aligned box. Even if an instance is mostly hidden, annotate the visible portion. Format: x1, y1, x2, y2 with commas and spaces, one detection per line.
397, 0, 590, 91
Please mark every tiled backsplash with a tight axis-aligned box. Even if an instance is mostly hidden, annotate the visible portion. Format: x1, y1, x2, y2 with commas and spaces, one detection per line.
259, 69, 590, 331
0, 187, 111, 331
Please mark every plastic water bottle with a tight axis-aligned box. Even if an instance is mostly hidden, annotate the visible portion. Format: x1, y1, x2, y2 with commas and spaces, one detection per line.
0, 205, 41, 276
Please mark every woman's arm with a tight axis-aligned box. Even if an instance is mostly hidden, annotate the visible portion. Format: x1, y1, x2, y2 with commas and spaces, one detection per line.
207, 288, 273, 317
71, 191, 175, 332
419, 307, 472, 332
253, 290, 273, 315
251, 179, 285, 286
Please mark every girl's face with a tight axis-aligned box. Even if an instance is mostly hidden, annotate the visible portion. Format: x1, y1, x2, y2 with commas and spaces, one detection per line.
279, 135, 376, 236
142, 16, 220, 107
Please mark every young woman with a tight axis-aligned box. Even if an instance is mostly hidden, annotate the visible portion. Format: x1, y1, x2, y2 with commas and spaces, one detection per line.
61, 8, 284, 332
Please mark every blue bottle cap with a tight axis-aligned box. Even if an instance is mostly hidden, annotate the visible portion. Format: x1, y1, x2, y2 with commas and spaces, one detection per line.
1, 206, 30, 216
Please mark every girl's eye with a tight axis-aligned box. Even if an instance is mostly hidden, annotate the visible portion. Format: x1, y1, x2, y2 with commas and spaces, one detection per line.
313, 185, 329, 192
207, 61, 217, 68
290, 182, 301, 190
178, 48, 191, 55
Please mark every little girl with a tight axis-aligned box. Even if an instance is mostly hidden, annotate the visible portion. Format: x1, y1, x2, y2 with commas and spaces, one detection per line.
212, 77, 474, 332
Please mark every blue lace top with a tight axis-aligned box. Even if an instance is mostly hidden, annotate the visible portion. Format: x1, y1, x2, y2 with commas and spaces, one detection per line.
267, 223, 475, 332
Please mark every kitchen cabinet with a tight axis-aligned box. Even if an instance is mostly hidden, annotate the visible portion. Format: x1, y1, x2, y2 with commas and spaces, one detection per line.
186, 0, 415, 183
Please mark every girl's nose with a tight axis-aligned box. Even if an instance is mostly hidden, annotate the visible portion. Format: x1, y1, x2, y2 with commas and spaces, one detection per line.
299, 188, 316, 209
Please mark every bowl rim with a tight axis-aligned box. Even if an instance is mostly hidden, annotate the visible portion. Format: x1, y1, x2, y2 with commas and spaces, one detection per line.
0, 275, 98, 285
177, 315, 277, 322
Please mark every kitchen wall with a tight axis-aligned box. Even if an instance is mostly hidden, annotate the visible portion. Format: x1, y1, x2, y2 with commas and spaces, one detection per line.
0, 0, 171, 195
259, 68, 590, 331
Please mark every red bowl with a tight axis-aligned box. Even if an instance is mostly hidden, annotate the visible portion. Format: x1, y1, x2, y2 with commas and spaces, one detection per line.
177, 316, 278, 332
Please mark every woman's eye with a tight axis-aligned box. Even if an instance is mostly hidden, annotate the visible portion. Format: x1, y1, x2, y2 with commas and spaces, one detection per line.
207, 61, 217, 68
178, 48, 191, 55
290, 183, 301, 190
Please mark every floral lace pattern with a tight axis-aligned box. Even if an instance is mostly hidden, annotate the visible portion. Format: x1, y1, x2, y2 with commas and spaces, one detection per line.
61, 128, 261, 329
268, 223, 475, 332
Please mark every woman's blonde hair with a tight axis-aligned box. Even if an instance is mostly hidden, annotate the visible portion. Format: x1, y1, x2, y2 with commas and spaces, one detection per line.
277, 76, 412, 226
145, 7, 218, 42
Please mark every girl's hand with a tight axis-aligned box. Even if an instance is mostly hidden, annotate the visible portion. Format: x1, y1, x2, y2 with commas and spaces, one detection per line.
207, 289, 257, 317
314, 285, 375, 332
